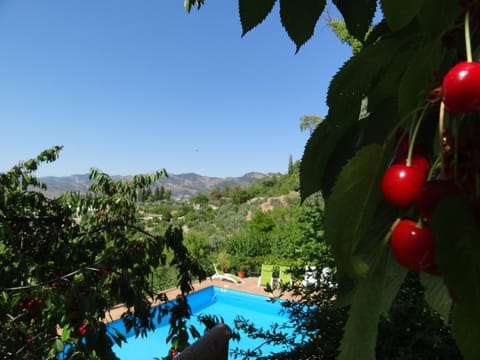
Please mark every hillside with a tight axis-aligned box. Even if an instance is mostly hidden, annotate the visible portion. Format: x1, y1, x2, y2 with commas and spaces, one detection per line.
39, 172, 270, 199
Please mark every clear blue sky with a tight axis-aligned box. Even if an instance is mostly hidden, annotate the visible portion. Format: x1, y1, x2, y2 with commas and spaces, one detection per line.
0, 0, 353, 178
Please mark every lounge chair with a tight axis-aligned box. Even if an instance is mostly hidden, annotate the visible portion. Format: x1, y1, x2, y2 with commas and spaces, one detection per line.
301, 266, 318, 287
279, 266, 292, 287
212, 264, 244, 285
319, 267, 336, 288
258, 264, 274, 287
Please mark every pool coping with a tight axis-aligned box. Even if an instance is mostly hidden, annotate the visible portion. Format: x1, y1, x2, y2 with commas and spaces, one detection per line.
104, 276, 294, 323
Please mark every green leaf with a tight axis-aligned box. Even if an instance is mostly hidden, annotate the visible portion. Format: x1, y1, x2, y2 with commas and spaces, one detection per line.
301, 37, 411, 201
60, 327, 71, 342
398, 38, 441, 116
239, 0, 277, 36
418, 0, 460, 39
452, 305, 480, 360
420, 272, 452, 323
431, 196, 480, 310
110, 327, 127, 346
339, 252, 406, 360
54, 338, 64, 352
339, 277, 381, 360
320, 97, 397, 198
324, 144, 386, 277
184, 0, 204, 13
381, 0, 424, 31
431, 196, 480, 359
279, 0, 326, 53
333, 0, 376, 41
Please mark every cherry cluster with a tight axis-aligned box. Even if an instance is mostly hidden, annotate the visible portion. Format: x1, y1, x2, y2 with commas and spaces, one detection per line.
379, 10, 480, 291
381, 57, 480, 282
79, 323, 88, 336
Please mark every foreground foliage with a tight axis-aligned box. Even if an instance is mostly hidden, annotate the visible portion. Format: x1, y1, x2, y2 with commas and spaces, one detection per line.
186, 0, 479, 359
0, 147, 206, 359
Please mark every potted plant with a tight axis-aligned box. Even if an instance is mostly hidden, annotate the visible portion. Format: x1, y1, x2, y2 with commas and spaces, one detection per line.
237, 264, 249, 279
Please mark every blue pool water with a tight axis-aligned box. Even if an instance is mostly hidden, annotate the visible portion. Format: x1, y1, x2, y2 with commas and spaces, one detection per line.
110, 286, 295, 359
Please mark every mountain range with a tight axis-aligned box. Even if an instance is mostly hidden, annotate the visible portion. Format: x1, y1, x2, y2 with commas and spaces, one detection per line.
39, 172, 269, 199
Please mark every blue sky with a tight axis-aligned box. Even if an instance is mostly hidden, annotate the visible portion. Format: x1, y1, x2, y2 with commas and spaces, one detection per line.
0, 0, 353, 178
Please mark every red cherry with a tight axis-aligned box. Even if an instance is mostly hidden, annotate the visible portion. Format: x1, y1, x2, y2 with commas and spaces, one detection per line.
392, 153, 430, 177
418, 180, 460, 221
135, 245, 141, 252
442, 61, 480, 113
390, 219, 435, 270
79, 324, 87, 336
381, 165, 425, 207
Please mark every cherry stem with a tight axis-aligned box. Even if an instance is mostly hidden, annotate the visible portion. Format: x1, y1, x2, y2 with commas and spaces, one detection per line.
384, 105, 426, 151
465, 11, 473, 62
427, 155, 442, 181
407, 105, 428, 167
439, 101, 446, 178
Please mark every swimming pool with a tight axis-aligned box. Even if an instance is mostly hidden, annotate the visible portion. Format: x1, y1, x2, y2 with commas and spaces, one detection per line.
110, 286, 295, 359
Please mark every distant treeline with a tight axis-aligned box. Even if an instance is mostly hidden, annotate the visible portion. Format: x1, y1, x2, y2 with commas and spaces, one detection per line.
138, 185, 172, 202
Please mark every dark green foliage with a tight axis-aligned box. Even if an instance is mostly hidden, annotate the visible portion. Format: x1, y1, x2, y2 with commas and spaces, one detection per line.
279, 0, 326, 53
183, 0, 205, 13
333, 0, 376, 42
239, 0, 276, 36
182, 1, 473, 359
376, 272, 462, 360
229, 271, 459, 360
0, 148, 206, 359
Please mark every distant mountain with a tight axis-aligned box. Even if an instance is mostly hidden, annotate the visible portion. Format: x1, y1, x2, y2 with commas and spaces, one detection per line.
38, 172, 270, 199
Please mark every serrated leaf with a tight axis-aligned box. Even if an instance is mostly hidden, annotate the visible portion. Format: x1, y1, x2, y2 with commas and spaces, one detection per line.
279, 0, 326, 53
300, 36, 412, 201
381, 0, 424, 31
320, 97, 397, 197
239, 0, 277, 36
420, 272, 452, 323
333, 0, 376, 41
398, 38, 441, 116
300, 116, 357, 202
324, 144, 385, 277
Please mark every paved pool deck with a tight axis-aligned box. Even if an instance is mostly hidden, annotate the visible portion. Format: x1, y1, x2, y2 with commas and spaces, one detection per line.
105, 276, 294, 323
